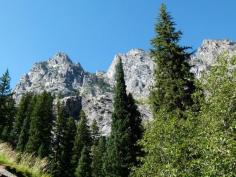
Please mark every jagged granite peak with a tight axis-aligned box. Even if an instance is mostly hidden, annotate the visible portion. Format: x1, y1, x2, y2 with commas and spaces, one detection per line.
191, 39, 236, 77
14, 39, 236, 135
14, 52, 85, 101
49, 52, 73, 65
106, 48, 154, 99
14, 49, 153, 135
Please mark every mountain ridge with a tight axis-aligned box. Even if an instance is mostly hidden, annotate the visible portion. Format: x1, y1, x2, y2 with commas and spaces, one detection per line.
13, 39, 236, 134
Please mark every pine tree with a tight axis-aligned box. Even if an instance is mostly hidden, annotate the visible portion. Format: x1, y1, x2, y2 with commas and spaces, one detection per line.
127, 93, 143, 166
103, 58, 143, 177
25, 92, 54, 157
91, 136, 106, 177
75, 147, 92, 177
51, 102, 77, 177
62, 117, 77, 177
132, 4, 199, 176
71, 110, 92, 175
16, 94, 36, 152
11, 93, 33, 145
0, 70, 16, 142
150, 4, 196, 117
50, 102, 67, 177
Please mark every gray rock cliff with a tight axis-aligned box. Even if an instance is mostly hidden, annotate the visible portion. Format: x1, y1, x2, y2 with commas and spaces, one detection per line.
14, 39, 236, 134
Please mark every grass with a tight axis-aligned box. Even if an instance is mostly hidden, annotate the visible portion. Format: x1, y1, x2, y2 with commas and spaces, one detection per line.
0, 142, 51, 177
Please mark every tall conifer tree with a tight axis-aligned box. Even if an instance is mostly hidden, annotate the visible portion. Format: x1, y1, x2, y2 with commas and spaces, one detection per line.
25, 92, 54, 157
91, 136, 106, 177
132, 4, 199, 177
75, 147, 92, 177
12, 93, 33, 145
150, 4, 195, 117
71, 110, 92, 175
103, 58, 143, 177
16, 94, 36, 151
62, 117, 77, 177
51, 102, 77, 177
0, 70, 16, 142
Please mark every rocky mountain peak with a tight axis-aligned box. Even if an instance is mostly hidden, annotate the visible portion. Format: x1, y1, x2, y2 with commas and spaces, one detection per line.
14, 39, 236, 135
48, 52, 73, 67
191, 39, 236, 77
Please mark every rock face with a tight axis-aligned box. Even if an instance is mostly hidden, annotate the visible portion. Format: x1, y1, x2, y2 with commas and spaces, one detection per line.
191, 39, 236, 77
14, 50, 153, 135
14, 39, 236, 135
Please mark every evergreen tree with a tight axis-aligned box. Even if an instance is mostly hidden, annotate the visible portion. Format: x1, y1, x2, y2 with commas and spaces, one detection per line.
127, 93, 143, 166
91, 136, 106, 177
50, 102, 67, 177
0, 70, 16, 141
11, 93, 33, 145
103, 58, 143, 177
149, 4, 196, 117
51, 102, 77, 177
16, 94, 36, 151
25, 92, 54, 157
62, 117, 77, 177
71, 110, 92, 175
75, 147, 92, 177
132, 4, 200, 176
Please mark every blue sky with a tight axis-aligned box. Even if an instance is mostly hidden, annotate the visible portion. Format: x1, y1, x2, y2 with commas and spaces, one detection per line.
0, 0, 235, 87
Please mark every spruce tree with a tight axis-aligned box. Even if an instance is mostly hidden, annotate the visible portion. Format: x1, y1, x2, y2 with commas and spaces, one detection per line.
12, 93, 33, 145
50, 102, 67, 177
91, 136, 106, 177
132, 4, 199, 176
75, 147, 92, 177
0, 70, 16, 142
62, 117, 77, 177
127, 93, 143, 166
71, 110, 92, 175
16, 94, 36, 151
51, 102, 77, 177
103, 58, 143, 177
150, 4, 195, 117
25, 92, 54, 157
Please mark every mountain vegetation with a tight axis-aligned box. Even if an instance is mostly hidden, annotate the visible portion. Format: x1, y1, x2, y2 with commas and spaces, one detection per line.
0, 3, 235, 177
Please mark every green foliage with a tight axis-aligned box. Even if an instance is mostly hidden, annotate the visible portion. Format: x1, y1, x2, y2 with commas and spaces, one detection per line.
75, 147, 92, 177
91, 136, 106, 177
51, 103, 77, 177
25, 92, 54, 158
192, 54, 236, 176
0, 70, 16, 142
103, 58, 143, 177
127, 93, 143, 166
149, 4, 196, 117
71, 110, 92, 175
132, 110, 199, 177
50, 102, 67, 177
0, 142, 51, 177
12, 93, 34, 147
132, 4, 200, 177
62, 117, 77, 177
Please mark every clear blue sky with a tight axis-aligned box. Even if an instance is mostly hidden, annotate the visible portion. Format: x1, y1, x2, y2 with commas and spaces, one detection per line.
0, 0, 235, 87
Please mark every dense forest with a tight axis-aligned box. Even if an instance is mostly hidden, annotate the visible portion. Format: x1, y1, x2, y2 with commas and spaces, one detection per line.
0, 4, 235, 177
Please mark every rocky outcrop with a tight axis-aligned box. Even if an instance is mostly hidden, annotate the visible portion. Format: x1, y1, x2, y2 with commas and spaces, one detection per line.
14, 39, 236, 134
191, 39, 236, 77
14, 49, 153, 135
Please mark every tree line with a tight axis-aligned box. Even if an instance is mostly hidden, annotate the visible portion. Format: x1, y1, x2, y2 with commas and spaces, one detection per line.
0, 3, 236, 177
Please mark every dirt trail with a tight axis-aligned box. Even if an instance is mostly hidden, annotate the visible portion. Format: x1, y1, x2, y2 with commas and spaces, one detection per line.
0, 165, 17, 177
